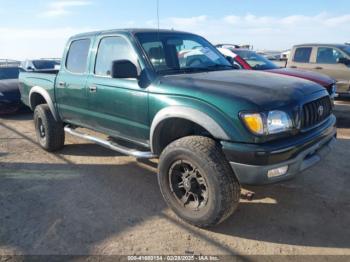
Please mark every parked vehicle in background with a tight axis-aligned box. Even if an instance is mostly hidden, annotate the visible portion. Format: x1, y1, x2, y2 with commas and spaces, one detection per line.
215, 44, 251, 50
216, 44, 241, 49
19, 29, 336, 227
0, 67, 24, 114
256, 50, 281, 61
287, 44, 350, 95
218, 47, 337, 98
20, 59, 60, 71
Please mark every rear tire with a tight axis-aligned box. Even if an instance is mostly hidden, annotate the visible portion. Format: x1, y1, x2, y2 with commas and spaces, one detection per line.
34, 104, 65, 152
158, 136, 241, 227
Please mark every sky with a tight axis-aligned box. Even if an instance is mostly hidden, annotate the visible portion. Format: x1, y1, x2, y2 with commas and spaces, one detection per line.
1, 0, 350, 60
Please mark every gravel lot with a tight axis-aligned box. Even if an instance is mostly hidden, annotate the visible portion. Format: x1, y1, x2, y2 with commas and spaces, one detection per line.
0, 99, 349, 256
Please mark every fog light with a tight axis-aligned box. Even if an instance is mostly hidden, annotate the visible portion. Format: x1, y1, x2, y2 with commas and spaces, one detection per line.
267, 166, 288, 178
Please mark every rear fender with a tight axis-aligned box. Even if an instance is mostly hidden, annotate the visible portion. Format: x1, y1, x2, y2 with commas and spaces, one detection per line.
29, 86, 60, 121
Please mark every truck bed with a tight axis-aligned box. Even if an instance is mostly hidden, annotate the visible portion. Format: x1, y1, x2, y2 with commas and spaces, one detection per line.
18, 71, 58, 108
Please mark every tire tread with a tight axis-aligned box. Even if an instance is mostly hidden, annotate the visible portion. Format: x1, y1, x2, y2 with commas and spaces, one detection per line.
34, 104, 65, 152
159, 136, 241, 227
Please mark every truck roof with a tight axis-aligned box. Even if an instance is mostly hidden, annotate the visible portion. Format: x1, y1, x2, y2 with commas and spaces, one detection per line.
293, 43, 349, 49
71, 28, 192, 39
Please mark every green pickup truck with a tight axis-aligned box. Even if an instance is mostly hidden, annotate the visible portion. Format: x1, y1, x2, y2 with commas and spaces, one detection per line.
19, 29, 336, 227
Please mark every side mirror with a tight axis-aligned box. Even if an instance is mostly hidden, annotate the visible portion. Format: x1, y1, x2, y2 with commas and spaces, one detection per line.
111, 60, 138, 79
337, 57, 350, 65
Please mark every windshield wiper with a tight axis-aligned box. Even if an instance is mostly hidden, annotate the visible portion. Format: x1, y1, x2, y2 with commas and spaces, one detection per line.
158, 67, 211, 75
158, 65, 233, 75
205, 64, 234, 70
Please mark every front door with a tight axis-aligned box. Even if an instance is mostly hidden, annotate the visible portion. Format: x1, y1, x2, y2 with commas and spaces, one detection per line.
85, 35, 150, 146
313, 47, 350, 93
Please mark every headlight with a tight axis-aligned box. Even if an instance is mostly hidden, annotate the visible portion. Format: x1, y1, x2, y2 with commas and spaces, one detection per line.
241, 110, 293, 135
267, 110, 293, 134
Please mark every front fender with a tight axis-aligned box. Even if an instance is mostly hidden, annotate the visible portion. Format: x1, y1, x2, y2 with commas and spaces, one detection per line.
150, 106, 230, 152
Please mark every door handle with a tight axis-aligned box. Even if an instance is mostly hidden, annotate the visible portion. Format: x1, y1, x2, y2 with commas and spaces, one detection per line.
89, 86, 97, 93
58, 81, 66, 88
314, 66, 323, 70
290, 66, 297, 68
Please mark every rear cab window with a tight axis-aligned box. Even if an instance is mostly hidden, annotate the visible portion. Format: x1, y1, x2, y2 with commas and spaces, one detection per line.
293, 47, 312, 63
65, 39, 91, 73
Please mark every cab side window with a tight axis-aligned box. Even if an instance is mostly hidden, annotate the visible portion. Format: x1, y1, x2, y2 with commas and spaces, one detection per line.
66, 39, 91, 73
95, 36, 137, 76
293, 47, 312, 63
316, 47, 344, 64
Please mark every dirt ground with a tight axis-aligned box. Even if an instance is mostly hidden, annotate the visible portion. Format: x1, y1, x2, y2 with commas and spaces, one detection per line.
0, 99, 350, 256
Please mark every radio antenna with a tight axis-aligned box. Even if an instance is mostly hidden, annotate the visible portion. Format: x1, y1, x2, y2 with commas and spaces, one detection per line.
156, 0, 160, 31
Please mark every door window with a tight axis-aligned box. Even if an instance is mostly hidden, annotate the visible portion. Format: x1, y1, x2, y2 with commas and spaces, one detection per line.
66, 39, 91, 73
316, 47, 345, 64
95, 36, 138, 76
293, 47, 312, 63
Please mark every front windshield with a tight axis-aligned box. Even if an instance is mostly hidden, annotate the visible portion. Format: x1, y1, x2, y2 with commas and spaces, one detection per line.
135, 32, 233, 74
232, 49, 278, 70
340, 46, 350, 56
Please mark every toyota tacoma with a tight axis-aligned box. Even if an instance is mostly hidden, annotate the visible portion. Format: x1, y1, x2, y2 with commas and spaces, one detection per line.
19, 29, 336, 227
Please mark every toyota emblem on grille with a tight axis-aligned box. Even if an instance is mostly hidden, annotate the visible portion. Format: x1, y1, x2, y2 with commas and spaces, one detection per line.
318, 105, 324, 116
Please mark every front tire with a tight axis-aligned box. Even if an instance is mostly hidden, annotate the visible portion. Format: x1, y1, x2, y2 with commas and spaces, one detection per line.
34, 104, 65, 152
158, 136, 241, 227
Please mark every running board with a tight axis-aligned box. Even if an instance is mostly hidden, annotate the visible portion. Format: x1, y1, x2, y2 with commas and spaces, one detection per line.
64, 126, 156, 159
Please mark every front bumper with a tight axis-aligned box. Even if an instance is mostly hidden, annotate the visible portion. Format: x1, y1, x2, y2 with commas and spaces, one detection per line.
222, 115, 337, 185
336, 81, 350, 94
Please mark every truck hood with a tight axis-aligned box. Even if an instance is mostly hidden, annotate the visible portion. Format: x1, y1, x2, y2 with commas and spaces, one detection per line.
158, 70, 326, 110
265, 68, 334, 87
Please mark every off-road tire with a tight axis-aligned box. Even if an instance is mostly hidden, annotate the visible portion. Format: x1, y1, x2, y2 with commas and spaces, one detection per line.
34, 104, 65, 152
158, 136, 241, 227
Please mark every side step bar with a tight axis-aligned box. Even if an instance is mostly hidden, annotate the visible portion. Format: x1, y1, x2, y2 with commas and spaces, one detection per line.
64, 126, 156, 159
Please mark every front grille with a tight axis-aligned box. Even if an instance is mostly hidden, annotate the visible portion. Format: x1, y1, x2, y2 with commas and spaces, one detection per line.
301, 96, 332, 129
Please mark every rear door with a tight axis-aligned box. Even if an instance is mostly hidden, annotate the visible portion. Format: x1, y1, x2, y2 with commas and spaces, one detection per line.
55, 38, 92, 124
85, 34, 150, 146
288, 46, 314, 70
